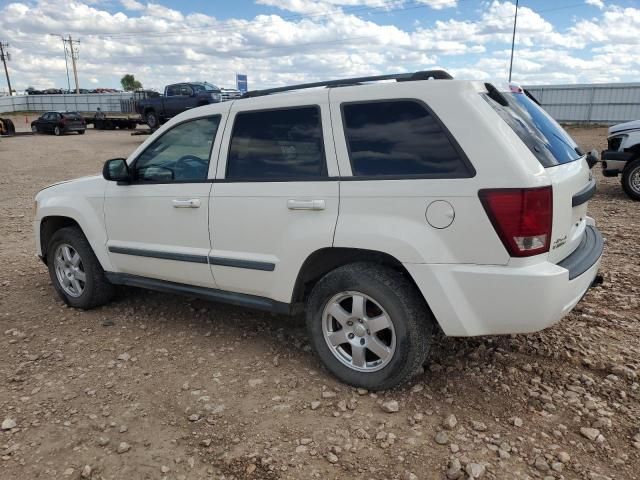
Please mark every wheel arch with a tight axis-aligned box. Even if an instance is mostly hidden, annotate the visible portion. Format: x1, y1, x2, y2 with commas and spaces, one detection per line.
291, 247, 436, 323
40, 216, 81, 263
37, 210, 113, 272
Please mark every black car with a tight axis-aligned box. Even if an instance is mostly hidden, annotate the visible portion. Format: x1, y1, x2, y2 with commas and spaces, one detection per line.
135, 82, 222, 129
31, 112, 86, 136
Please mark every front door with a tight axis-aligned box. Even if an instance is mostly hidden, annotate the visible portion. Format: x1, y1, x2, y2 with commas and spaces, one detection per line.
209, 95, 340, 304
104, 114, 224, 288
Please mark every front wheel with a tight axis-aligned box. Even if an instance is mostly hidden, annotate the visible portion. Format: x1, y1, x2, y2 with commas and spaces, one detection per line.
306, 263, 433, 390
77, 130, 85, 135
54, 126, 62, 136
621, 158, 640, 201
47, 227, 114, 309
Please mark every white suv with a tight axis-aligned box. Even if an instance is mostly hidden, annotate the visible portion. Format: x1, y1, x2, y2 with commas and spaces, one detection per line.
34, 71, 603, 389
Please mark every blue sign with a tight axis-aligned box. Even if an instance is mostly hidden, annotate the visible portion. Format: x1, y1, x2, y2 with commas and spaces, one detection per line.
236, 74, 248, 94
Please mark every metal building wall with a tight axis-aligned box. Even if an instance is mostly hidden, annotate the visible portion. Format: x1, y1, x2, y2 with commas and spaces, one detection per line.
524, 83, 640, 124
0, 92, 134, 114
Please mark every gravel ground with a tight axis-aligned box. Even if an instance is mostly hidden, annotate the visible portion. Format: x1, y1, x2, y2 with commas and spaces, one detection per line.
0, 126, 638, 480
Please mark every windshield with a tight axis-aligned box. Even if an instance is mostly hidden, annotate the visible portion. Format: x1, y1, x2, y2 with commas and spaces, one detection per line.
195, 83, 220, 92
483, 90, 582, 167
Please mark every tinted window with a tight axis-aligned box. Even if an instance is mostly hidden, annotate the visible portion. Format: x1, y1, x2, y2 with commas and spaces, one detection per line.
166, 85, 179, 96
483, 91, 582, 167
342, 100, 471, 177
227, 106, 326, 180
134, 116, 220, 182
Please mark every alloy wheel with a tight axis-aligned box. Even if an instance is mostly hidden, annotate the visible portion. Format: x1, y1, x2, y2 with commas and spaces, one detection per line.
631, 167, 640, 194
321, 291, 396, 372
53, 243, 86, 297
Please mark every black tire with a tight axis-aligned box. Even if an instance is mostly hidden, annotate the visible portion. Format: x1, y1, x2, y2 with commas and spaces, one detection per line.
2, 119, 15, 134
54, 126, 62, 136
621, 158, 640, 201
46, 226, 114, 309
145, 110, 159, 130
77, 129, 85, 135
306, 262, 433, 390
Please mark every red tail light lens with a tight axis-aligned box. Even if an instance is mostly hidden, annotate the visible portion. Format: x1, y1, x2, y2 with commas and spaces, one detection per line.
479, 186, 553, 257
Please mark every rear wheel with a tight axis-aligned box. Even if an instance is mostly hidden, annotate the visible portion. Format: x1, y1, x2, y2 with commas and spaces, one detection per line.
145, 110, 159, 130
54, 126, 62, 136
306, 263, 433, 390
77, 130, 85, 135
621, 159, 640, 201
47, 227, 114, 309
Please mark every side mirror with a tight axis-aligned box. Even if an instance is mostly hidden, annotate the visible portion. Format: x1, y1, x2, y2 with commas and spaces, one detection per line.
586, 149, 599, 169
103, 158, 130, 182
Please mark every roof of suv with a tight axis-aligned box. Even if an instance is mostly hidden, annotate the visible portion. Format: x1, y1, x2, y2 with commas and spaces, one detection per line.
241, 69, 454, 99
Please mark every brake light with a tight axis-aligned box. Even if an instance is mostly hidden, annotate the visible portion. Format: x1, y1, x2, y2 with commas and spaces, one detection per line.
479, 187, 552, 257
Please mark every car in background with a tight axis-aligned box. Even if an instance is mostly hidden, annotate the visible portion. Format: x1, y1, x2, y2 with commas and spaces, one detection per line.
601, 119, 640, 200
135, 82, 222, 129
221, 87, 242, 101
31, 111, 86, 136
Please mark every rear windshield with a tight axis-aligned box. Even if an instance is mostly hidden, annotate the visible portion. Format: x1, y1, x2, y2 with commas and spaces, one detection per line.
483, 91, 582, 167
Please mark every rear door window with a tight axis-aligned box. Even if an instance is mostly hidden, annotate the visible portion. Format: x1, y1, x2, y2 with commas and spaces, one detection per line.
226, 106, 326, 181
341, 100, 473, 178
483, 90, 582, 167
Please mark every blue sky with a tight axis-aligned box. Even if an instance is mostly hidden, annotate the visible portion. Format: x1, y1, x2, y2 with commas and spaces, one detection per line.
0, 0, 638, 93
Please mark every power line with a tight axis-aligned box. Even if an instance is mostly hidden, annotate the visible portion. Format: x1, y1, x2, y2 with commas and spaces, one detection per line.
0, 42, 12, 96
508, 0, 519, 82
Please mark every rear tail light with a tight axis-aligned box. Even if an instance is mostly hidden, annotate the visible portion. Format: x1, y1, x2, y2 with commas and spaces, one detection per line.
479, 186, 553, 257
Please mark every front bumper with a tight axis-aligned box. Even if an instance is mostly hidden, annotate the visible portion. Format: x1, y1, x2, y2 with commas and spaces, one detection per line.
601, 150, 633, 176
405, 226, 604, 337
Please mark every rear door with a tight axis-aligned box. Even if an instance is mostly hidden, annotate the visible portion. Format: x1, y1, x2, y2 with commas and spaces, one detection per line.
43, 112, 56, 132
209, 93, 339, 303
483, 88, 593, 262
163, 84, 183, 118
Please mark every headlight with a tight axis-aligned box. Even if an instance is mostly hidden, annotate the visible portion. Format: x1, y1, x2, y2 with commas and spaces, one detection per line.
212, 93, 221, 102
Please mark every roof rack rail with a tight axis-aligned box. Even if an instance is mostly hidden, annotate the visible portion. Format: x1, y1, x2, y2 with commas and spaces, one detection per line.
241, 70, 453, 99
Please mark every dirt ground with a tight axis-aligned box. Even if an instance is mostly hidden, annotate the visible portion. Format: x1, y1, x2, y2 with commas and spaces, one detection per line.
0, 124, 638, 480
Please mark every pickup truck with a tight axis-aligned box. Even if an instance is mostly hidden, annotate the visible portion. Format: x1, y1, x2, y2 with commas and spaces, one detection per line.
135, 82, 222, 129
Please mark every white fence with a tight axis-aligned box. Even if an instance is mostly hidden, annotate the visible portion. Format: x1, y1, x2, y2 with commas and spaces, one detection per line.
0, 93, 135, 114
2, 83, 639, 124
524, 82, 640, 124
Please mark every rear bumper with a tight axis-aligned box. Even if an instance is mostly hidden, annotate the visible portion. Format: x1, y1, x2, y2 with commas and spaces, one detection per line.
405, 226, 604, 337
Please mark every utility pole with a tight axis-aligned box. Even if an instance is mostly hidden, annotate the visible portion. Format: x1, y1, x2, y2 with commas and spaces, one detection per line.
508, 0, 519, 83
0, 42, 12, 96
62, 35, 80, 94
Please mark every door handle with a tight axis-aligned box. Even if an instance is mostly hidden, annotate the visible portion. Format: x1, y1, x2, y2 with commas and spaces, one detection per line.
287, 199, 325, 211
172, 199, 201, 208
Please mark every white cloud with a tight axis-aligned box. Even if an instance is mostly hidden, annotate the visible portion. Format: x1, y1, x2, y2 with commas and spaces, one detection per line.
585, 0, 604, 9
120, 0, 145, 11
0, 0, 636, 91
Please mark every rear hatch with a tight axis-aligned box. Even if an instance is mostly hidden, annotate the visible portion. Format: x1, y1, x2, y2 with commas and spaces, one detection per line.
483, 86, 594, 263
62, 112, 85, 129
